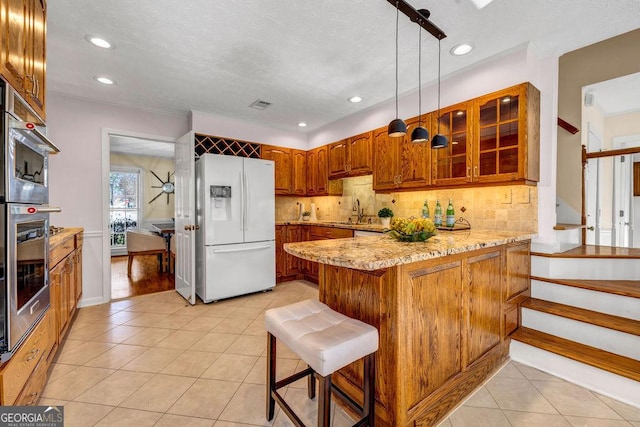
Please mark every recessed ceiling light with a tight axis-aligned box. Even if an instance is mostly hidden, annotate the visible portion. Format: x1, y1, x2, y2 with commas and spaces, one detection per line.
94, 76, 116, 85
85, 34, 114, 49
297, 122, 307, 127
450, 42, 474, 56
469, 0, 494, 9
348, 96, 362, 103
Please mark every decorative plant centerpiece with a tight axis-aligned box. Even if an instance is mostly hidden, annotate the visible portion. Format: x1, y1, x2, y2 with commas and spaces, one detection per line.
302, 211, 311, 221
387, 217, 436, 242
378, 207, 394, 228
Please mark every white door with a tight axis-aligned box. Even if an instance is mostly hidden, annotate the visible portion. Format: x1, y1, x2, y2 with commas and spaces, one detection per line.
174, 131, 196, 304
243, 158, 275, 243
614, 155, 632, 247
202, 154, 244, 246
585, 159, 599, 245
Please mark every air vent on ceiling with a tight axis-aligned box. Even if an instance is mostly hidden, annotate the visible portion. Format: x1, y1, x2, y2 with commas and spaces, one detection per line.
249, 99, 272, 110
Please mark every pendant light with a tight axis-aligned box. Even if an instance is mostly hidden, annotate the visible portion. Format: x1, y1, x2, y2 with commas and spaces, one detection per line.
388, 1, 407, 138
431, 37, 448, 149
411, 22, 429, 143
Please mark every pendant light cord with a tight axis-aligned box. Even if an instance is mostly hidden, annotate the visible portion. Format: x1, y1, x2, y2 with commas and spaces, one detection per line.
395, 1, 400, 119
437, 37, 441, 134
418, 25, 422, 127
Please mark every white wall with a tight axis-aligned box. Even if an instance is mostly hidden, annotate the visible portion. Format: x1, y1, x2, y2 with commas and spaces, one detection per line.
46, 94, 189, 306
190, 110, 307, 150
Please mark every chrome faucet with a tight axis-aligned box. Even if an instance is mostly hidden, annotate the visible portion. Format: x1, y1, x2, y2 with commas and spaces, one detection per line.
356, 199, 365, 223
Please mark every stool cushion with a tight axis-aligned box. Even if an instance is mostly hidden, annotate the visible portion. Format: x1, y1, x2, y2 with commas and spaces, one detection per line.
264, 299, 379, 377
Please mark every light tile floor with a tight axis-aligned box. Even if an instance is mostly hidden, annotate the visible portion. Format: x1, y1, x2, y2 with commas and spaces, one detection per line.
41, 280, 640, 427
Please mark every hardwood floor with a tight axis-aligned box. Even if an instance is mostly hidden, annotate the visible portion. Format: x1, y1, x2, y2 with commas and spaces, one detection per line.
111, 255, 174, 299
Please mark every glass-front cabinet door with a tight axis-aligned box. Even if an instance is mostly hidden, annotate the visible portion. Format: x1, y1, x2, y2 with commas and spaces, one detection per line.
472, 83, 539, 184
432, 102, 473, 186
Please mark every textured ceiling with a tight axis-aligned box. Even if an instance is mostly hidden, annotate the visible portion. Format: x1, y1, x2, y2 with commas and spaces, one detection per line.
47, 0, 640, 134
585, 72, 640, 116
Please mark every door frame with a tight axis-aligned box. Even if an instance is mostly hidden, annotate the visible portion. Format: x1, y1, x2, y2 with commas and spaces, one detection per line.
101, 128, 176, 303
583, 135, 640, 247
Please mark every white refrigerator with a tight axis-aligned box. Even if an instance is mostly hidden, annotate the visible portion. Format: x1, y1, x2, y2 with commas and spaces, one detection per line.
195, 154, 275, 302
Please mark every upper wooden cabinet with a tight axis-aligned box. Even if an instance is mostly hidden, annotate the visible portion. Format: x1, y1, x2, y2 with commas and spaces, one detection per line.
328, 131, 373, 179
432, 102, 473, 186
292, 149, 307, 196
261, 145, 293, 195
307, 145, 340, 196
0, 0, 47, 119
472, 82, 540, 184
373, 116, 431, 191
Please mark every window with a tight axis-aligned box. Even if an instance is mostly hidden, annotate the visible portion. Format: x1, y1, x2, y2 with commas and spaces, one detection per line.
109, 168, 141, 254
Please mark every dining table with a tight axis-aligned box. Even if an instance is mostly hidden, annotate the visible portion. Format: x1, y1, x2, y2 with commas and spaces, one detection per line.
149, 222, 175, 271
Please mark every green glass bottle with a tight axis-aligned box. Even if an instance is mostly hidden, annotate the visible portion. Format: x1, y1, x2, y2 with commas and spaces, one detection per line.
434, 200, 442, 227
421, 200, 430, 219
446, 198, 455, 227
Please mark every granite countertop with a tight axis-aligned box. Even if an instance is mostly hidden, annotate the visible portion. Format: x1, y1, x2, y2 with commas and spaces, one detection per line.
49, 227, 84, 248
284, 229, 535, 271
276, 220, 386, 232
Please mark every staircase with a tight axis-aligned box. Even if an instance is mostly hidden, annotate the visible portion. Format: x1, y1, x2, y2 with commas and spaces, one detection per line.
510, 245, 640, 408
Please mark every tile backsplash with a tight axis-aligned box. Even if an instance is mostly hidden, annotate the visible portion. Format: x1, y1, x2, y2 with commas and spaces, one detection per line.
275, 175, 537, 232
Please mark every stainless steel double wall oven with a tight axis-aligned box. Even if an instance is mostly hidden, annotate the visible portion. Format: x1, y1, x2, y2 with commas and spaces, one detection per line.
1, 78, 60, 361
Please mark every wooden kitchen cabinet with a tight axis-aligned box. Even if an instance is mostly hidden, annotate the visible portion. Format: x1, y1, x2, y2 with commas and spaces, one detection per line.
49, 228, 83, 345
261, 145, 293, 195
503, 241, 531, 335
0, 0, 47, 119
432, 101, 473, 186
472, 82, 540, 184
0, 310, 53, 405
373, 116, 431, 191
328, 131, 373, 179
291, 149, 307, 195
275, 225, 304, 283
306, 145, 342, 196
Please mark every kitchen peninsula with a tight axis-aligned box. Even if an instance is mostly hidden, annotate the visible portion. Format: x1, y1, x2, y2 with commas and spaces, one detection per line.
284, 230, 533, 426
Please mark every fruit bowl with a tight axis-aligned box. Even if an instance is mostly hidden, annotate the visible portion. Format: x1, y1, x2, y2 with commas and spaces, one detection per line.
385, 217, 436, 242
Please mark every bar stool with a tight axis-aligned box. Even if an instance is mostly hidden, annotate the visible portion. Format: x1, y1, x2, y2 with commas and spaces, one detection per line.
264, 299, 379, 427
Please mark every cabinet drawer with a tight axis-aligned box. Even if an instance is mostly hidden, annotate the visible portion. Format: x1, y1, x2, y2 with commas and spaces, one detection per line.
0, 310, 52, 405
50, 237, 74, 267
308, 226, 354, 240
14, 354, 48, 406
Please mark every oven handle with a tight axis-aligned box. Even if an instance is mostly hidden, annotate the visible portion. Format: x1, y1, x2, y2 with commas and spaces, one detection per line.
34, 207, 62, 213
11, 120, 61, 153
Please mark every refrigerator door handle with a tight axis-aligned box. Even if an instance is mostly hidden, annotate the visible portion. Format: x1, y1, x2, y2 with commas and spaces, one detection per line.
239, 171, 245, 231
212, 245, 271, 254
245, 173, 250, 232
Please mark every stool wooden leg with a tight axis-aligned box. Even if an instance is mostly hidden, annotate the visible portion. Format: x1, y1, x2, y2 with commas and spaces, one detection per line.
266, 333, 276, 421
318, 374, 331, 427
308, 368, 316, 399
127, 255, 133, 276
363, 353, 376, 427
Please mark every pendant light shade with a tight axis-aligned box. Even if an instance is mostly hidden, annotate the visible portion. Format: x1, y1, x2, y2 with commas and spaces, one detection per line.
389, 118, 408, 137
388, 1, 406, 138
431, 37, 448, 149
411, 125, 429, 143
431, 134, 448, 148
412, 19, 429, 144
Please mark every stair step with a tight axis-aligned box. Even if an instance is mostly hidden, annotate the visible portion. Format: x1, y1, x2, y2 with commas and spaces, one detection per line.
532, 245, 640, 259
521, 298, 640, 336
511, 327, 640, 382
531, 276, 640, 299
